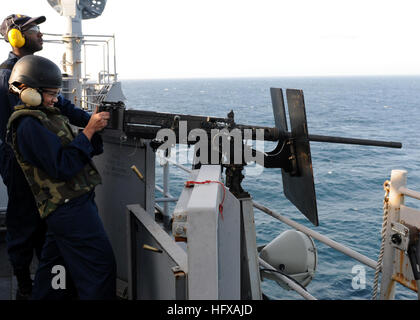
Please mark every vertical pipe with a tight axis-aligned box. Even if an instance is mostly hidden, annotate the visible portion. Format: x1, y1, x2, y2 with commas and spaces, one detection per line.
241, 199, 263, 299
63, 13, 83, 106
102, 45, 106, 84
113, 34, 117, 81
83, 43, 86, 80
106, 40, 110, 83
82, 43, 87, 109
163, 160, 169, 219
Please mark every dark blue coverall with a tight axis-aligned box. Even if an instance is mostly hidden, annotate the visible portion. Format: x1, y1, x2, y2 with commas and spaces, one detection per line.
14, 115, 116, 300
0, 52, 43, 292
0, 52, 94, 295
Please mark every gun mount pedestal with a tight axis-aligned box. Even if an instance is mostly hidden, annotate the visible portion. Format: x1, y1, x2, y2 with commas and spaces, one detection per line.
94, 132, 155, 298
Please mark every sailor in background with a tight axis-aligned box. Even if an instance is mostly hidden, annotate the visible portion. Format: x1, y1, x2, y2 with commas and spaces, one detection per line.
0, 14, 47, 300
6, 55, 116, 300
0, 14, 107, 299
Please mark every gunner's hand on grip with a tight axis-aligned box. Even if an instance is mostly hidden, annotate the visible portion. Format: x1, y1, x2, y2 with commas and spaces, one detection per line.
83, 106, 110, 140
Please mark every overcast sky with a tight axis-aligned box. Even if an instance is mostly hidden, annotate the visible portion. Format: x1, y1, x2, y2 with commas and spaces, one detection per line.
1, 0, 420, 79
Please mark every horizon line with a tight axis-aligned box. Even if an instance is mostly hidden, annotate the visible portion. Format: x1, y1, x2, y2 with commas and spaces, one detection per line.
118, 73, 420, 81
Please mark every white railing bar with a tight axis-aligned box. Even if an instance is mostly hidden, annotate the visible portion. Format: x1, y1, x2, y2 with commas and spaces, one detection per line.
43, 33, 115, 38
162, 157, 193, 174
83, 94, 106, 97
42, 40, 64, 44
253, 201, 378, 270
399, 187, 420, 201
155, 203, 164, 214
258, 258, 317, 300
155, 185, 174, 199
77, 99, 101, 106
41, 32, 64, 37
155, 184, 164, 194
155, 197, 179, 203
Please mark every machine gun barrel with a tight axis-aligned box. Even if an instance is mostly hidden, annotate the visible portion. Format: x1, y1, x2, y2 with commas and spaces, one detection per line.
233, 126, 402, 148
244, 128, 402, 149
306, 134, 402, 149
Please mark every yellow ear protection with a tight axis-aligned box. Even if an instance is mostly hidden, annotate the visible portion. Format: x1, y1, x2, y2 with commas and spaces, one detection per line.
8, 28, 25, 48
7, 17, 25, 48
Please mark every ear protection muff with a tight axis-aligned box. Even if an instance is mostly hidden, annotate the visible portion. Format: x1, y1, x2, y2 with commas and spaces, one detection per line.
20, 88, 42, 106
8, 27, 25, 48
6, 15, 26, 48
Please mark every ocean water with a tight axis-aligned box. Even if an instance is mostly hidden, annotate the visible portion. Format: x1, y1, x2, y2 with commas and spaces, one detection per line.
122, 76, 420, 300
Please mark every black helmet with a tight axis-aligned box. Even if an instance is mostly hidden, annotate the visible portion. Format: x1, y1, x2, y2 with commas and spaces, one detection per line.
9, 55, 62, 89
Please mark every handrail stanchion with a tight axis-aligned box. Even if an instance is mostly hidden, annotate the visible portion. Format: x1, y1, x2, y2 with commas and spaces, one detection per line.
379, 170, 406, 300
163, 159, 169, 218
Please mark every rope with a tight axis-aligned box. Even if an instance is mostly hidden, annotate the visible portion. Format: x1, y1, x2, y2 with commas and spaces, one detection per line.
185, 180, 226, 220
372, 180, 391, 300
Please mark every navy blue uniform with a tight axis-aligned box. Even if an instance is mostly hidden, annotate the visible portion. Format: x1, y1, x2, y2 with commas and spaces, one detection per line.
0, 52, 43, 290
15, 116, 116, 299
0, 52, 93, 294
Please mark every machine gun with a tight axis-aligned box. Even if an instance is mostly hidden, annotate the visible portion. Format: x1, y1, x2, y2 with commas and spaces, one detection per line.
98, 88, 402, 226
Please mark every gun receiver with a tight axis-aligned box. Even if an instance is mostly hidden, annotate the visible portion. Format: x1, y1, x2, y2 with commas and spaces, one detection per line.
98, 88, 402, 226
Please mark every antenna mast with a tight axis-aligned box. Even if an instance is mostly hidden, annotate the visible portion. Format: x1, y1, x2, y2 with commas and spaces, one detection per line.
47, 0, 107, 105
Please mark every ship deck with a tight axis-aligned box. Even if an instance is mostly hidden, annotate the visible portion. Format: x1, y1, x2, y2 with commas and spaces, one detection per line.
0, 211, 35, 300
0, 211, 13, 300
0, 255, 13, 300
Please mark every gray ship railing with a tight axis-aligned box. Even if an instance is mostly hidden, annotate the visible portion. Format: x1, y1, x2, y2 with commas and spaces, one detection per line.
43, 33, 117, 85
154, 156, 189, 215
156, 156, 382, 300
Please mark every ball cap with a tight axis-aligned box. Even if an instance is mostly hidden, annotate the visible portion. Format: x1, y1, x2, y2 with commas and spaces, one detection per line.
0, 14, 46, 39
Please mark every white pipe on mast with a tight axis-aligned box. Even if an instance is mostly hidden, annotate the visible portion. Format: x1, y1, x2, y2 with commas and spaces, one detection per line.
63, 7, 83, 106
